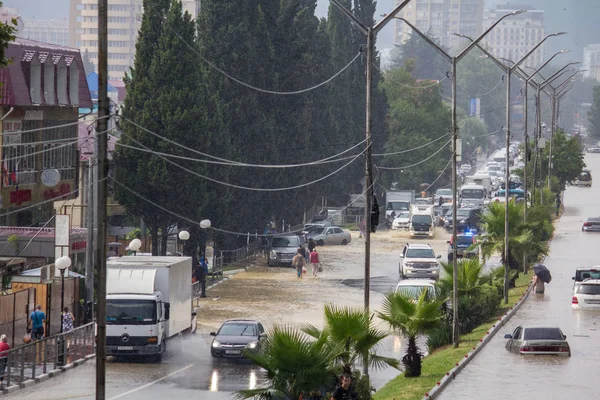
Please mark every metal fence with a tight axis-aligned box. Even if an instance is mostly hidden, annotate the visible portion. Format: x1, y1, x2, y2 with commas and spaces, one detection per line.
1, 322, 95, 388
210, 239, 263, 277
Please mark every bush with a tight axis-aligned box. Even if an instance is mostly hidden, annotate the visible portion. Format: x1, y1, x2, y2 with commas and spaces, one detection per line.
426, 322, 452, 353
478, 283, 501, 318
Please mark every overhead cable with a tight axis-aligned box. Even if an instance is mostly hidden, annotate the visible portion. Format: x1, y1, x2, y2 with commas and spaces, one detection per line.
373, 132, 450, 157
376, 138, 451, 170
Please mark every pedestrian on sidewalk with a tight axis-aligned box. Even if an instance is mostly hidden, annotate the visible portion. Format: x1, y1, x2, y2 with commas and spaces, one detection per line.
292, 248, 306, 279
555, 192, 562, 217
310, 248, 320, 277
0, 334, 9, 389
358, 218, 365, 239
308, 238, 316, 253
29, 305, 45, 341
62, 307, 74, 333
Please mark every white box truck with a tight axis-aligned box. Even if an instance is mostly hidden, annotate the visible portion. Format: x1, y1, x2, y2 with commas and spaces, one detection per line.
105, 256, 197, 361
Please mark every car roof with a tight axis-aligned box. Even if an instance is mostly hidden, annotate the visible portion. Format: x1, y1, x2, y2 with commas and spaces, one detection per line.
396, 279, 435, 287
587, 217, 600, 221
576, 267, 600, 271
405, 243, 433, 249
224, 319, 259, 324
519, 325, 563, 330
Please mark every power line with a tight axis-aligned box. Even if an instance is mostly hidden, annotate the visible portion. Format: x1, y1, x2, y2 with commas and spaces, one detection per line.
173, 29, 361, 96
1, 115, 109, 136
469, 76, 505, 98
376, 138, 452, 170
373, 132, 450, 156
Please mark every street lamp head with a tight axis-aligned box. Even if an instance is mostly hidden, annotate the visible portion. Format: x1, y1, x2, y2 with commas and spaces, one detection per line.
552, 32, 567, 37
129, 238, 142, 252
178, 230, 190, 241
511, 9, 527, 16
55, 256, 72, 271
200, 219, 211, 229
560, 49, 571, 54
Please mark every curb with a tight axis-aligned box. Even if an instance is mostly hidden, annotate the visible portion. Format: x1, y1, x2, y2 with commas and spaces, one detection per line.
422, 277, 536, 400
0, 354, 95, 397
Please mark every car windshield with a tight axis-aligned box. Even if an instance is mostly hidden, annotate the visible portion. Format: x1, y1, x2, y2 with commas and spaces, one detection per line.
396, 285, 435, 299
523, 328, 564, 341
272, 237, 300, 247
405, 248, 435, 258
456, 210, 472, 218
387, 201, 410, 211
309, 227, 326, 235
462, 189, 484, 199
412, 215, 432, 224
578, 284, 600, 295
218, 323, 257, 336
456, 236, 473, 245
575, 270, 600, 281
107, 300, 156, 324
436, 189, 452, 196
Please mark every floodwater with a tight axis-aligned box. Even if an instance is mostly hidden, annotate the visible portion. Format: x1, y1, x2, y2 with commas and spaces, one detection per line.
438, 153, 600, 399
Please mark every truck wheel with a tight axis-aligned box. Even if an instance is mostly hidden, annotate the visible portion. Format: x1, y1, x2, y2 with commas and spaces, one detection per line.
317, 240, 325, 246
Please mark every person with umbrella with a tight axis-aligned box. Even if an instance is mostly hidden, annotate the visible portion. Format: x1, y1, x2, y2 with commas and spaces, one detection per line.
533, 264, 552, 294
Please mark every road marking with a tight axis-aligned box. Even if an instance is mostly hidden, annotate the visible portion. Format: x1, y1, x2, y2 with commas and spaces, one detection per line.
108, 363, 194, 400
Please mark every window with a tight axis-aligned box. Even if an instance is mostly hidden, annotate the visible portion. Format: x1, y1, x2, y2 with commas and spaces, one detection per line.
69, 59, 80, 106
30, 57, 42, 104
44, 61, 55, 105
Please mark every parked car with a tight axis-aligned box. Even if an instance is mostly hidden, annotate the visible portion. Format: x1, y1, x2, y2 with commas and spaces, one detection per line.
572, 267, 600, 293
210, 319, 266, 358
268, 235, 305, 266
582, 217, 600, 232
574, 169, 592, 187
447, 232, 479, 261
308, 226, 351, 246
572, 279, 600, 310
395, 279, 437, 301
504, 326, 571, 357
391, 211, 411, 230
586, 146, 600, 153
399, 243, 441, 280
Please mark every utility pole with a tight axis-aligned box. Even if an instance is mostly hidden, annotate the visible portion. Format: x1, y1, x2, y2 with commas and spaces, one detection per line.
96, 0, 108, 398
85, 157, 94, 316
330, 0, 412, 315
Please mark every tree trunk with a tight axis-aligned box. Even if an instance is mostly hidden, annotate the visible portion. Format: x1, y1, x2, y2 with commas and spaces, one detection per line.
150, 225, 158, 256
160, 228, 169, 256
401, 336, 423, 377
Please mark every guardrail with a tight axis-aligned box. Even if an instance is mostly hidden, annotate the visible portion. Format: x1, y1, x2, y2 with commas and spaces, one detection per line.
210, 240, 263, 277
1, 322, 95, 388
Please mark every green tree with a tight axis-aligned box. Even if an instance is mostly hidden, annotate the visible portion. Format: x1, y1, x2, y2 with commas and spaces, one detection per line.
302, 304, 399, 372
589, 86, 600, 139
0, 1, 16, 69
378, 291, 444, 377
236, 326, 339, 400
539, 129, 585, 191
82, 49, 95, 75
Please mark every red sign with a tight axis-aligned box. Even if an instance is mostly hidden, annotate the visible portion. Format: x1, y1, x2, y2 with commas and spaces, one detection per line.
10, 189, 32, 205
72, 241, 87, 250
43, 183, 72, 200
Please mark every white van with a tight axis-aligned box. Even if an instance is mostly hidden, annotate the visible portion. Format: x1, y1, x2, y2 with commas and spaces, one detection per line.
409, 205, 435, 237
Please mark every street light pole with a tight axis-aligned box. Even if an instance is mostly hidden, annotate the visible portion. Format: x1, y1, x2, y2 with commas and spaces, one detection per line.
399, 9, 525, 347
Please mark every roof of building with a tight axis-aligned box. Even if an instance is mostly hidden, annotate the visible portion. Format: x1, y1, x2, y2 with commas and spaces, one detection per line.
87, 72, 118, 96
0, 37, 92, 107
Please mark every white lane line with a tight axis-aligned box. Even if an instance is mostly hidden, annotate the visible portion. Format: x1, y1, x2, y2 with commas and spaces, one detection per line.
108, 363, 194, 400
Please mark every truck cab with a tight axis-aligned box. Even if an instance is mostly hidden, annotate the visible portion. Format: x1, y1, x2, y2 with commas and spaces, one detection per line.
409, 204, 435, 238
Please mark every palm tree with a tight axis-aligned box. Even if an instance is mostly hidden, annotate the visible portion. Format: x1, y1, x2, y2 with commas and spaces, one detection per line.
436, 258, 493, 300
302, 304, 399, 374
378, 291, 444, 377
235, 325, 339, 400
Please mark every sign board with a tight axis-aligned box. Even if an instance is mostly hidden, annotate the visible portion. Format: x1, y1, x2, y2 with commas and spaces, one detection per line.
456, 139, 462, 162
55, 214, 70, 246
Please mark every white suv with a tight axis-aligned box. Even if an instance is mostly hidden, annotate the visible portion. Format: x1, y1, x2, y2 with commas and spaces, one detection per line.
399, 244, 441, 280
572, 279, 600, 310
395, 279, 437, 301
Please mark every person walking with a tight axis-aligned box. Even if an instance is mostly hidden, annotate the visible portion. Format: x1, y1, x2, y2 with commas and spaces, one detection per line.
62, 307, 74, 333
29, 305, 45, 341
0, 334, 9, 390
330, 372, 358, 400
292, 248, 306, 279
358, 219, 365, 239
309, 248, 320, 277
307, 238, 316, 253
555, 192, 562, 217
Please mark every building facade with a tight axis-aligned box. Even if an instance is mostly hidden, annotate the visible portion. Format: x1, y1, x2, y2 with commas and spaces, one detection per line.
582, 44, 600, 81
22, 19, 70, 47
482, 4, 545, 68
0, 38, 92, 226
69, 0, 201, 80
394, 0, 484, 50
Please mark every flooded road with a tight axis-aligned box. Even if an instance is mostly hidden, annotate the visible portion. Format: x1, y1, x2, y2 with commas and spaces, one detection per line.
438, 153, 600, 399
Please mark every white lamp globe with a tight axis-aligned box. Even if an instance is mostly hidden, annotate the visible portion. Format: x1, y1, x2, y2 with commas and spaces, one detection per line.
200, 219, 211, 229
56, 256, 72, 271
178, 230, 190, 241
129, 238, 142, 252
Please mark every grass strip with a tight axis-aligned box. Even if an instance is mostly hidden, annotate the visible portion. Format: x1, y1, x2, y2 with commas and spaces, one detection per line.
374, 270, 533, 400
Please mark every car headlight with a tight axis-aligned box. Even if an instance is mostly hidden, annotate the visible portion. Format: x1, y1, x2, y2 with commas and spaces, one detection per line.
212, 340, 221, 348
404, 262, 415, 267
247, 341, 259, 349
460, 220, 467, 223
269, 250, 277, 258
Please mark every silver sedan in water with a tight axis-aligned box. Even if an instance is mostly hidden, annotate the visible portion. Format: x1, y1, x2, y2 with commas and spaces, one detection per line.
504, 325, 571, 357
308, 226, 351, 246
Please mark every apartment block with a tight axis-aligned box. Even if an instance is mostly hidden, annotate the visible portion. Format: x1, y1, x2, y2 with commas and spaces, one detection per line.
22, 19, 70, 47
69, 0, 201, 81
582, 44, 600, 81
394, 0, 484, 50
483, 4, 545, 68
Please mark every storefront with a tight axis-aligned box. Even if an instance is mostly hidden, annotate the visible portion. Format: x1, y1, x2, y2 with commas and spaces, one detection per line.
0, 226, 87, 273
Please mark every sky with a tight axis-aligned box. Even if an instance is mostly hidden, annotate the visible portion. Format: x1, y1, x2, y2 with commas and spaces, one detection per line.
8, 0, 600, 57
